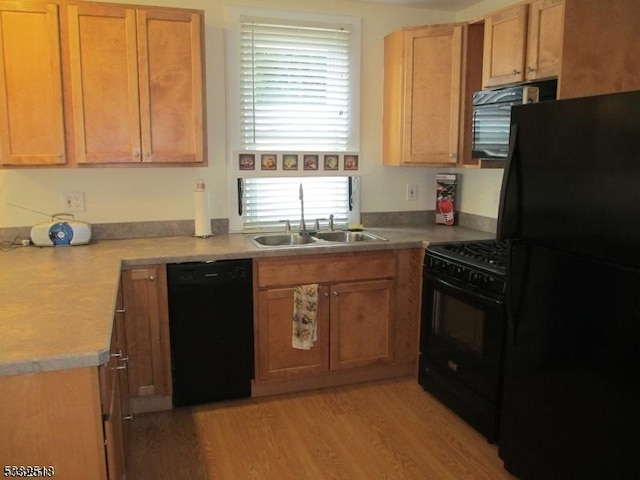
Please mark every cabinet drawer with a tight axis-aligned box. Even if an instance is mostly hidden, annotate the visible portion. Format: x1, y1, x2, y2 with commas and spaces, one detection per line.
256, 251, 396, 288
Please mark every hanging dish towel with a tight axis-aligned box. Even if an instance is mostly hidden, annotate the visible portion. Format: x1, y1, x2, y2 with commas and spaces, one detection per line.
292, 284, 318, 350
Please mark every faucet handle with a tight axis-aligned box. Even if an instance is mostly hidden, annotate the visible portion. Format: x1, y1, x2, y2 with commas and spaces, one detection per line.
314, 218, 327, 231
279, 219, 291, 233
329, 214, 335, 231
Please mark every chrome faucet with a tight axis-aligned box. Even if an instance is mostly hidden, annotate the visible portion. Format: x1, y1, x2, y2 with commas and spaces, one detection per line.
299, 183, 307, 234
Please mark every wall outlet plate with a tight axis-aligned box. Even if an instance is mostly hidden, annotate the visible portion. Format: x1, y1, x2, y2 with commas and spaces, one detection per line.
407, 184, 418, 201
63, 192, 85, 213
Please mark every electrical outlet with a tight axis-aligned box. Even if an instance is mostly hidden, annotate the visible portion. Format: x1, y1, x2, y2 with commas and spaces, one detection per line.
63, 192, 85, 213
407, 184, 418, 201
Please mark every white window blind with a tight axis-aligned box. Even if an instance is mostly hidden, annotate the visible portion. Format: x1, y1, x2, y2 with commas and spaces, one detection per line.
240, 17, 353, 151
242, 177, 352, 231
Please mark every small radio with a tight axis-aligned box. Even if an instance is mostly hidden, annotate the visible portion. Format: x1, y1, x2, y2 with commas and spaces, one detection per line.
30, 214, 92, 246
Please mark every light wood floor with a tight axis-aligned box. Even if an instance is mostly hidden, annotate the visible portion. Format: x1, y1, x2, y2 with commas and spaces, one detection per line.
126, 378, 516, 480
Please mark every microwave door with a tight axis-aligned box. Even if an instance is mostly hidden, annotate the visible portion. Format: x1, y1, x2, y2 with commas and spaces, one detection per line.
472, 103, 513, 159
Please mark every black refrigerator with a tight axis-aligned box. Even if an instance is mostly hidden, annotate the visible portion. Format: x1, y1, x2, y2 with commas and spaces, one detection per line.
497, 90, 640, 479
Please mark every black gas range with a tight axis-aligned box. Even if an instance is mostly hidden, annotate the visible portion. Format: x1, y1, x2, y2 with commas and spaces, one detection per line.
425, 239, 506, 294
419, 239, 507, 442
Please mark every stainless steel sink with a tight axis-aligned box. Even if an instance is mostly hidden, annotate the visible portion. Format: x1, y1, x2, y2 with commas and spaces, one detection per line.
313, 231, 387, 243
250, 230, 387, 247
251, 233, 319, 247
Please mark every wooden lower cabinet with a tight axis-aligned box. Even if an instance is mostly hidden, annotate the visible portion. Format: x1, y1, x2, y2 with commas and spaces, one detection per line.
0, 285, 131, 480
330, 279, 394, 371
101, 282, 130, 480
257, 286, 330, 380
253, 250, 421, 396
121, 264, 172, 413
0, 368, 109, 479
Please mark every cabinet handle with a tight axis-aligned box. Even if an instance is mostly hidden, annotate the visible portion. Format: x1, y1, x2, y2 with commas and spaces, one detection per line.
323, 292, 329, 298
133, 150, 140, 158
333, 291, 339, 296
112, 364, 128, 371
149, 275, 155, 281
123, 414, 134, 421
526, 66, 535, 73
116, 308, 126, 314
449, 153, 456, 159
512, 69, 522, 75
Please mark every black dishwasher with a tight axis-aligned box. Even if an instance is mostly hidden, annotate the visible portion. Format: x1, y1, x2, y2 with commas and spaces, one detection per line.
167, 259, 253, 407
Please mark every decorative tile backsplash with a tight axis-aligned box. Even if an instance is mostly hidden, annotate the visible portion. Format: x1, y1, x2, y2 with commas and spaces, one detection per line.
235, 151, 359, 174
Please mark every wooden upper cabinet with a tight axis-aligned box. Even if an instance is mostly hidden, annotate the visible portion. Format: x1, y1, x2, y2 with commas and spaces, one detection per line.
482, 4, 528, 87
67, 4, 141, 164
67, 3, 205, 165
383, 24, 463, 166
483, 0, 563, 88
137, 9, 205, 164
0, 2, 66, 166
559, 0, 640, 99
525, 0, 564, 81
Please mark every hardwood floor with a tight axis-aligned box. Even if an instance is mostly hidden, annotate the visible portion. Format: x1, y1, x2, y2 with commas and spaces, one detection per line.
126, 378, 516, 480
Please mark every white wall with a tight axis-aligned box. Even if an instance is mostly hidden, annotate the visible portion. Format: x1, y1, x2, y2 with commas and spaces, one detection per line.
0, 0, 516, 228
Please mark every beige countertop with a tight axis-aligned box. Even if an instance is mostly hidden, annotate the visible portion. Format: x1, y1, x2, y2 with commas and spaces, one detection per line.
0, 226, 493, 377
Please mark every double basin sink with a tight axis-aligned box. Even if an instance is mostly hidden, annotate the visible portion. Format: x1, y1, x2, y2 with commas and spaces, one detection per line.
251, 230, 387, 247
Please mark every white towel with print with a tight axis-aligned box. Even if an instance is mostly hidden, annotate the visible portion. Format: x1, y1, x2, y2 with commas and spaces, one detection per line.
292, 284, 318, 350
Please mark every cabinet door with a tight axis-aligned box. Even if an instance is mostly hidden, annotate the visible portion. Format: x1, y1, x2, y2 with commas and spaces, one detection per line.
113, 283, 130, 453
137, 9, 205, 164
558, 0, 640, 99
121, 266, 172, 399
67, 3, 141, 164
103, 371, 126, 480
392, 25, 463, 165
330, 280, 395, 370
525, 0, 563, 81
482, 4, 528, 87
0, 2, 65, 166
256, 286, 330, 381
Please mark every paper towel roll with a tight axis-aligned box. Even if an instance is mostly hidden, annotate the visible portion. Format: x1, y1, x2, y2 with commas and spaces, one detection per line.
194, 180, 212, 237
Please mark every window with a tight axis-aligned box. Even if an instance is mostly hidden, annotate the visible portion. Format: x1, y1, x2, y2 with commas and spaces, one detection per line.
241, 176, 356, 232
226, 8, 362, 232
237, 13, 359, 151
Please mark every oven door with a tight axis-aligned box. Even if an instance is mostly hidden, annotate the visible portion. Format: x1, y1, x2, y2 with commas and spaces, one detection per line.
420, 269, 505, 405
419, 269, 505, 441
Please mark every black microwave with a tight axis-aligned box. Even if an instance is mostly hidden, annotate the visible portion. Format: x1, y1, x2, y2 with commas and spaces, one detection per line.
471, 79, 557, 159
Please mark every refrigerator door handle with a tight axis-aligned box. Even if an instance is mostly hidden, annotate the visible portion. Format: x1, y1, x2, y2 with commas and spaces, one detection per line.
505, 240, 531, 345
497, 124, 520, 240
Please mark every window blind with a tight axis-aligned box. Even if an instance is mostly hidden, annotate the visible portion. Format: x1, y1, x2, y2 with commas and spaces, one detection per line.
239, 17, 352, 151
242, 177, 351, 231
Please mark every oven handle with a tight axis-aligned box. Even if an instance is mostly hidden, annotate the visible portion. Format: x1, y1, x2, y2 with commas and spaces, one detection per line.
424, 272, 503, 307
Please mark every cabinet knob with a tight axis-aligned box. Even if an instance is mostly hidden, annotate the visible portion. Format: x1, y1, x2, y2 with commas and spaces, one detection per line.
449, 153, 456, 159
526, 66, 535, 73
333, 291, 339, 296
133, 150, 140, 158
512, 69, 522, 75
149, 275, 156, 281
323, 292, 329, 298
